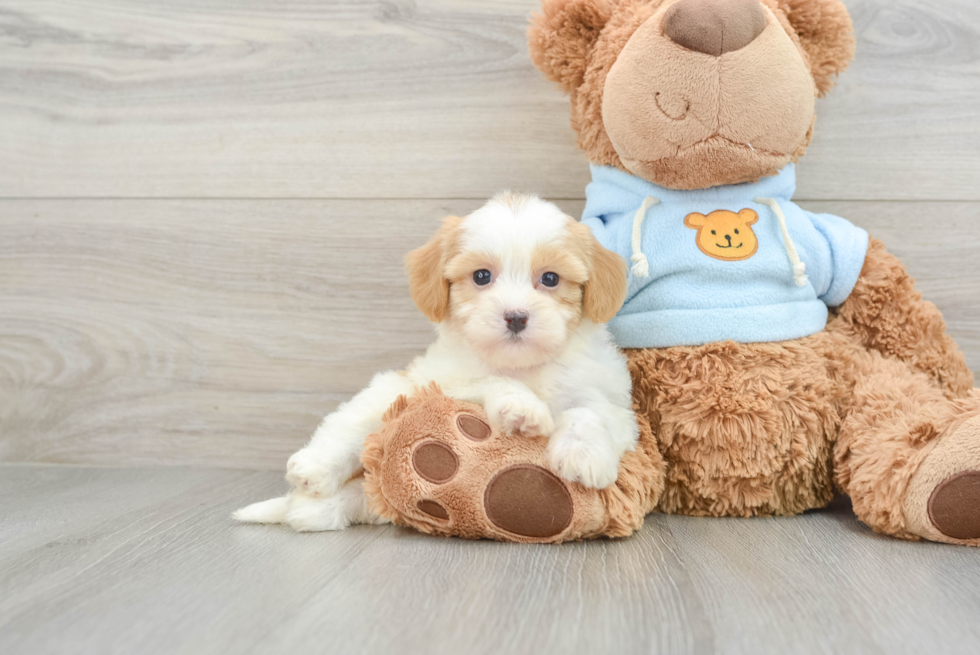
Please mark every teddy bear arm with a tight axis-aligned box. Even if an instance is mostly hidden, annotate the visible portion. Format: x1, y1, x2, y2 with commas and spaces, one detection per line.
833, 237, 974, 399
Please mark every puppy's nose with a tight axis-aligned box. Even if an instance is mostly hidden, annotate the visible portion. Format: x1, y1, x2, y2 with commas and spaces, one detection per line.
505, 311, 529, 334
663, 0, 767, 56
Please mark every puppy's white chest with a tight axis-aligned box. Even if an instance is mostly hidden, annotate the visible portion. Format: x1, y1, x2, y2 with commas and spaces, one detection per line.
514, 367, 562, 404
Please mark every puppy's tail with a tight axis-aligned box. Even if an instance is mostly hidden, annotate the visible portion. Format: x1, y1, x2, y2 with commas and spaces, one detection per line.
233, 496, 289, 524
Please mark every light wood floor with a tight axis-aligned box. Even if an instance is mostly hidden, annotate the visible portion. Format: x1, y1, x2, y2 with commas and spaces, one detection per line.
3, 463, 980, 655
2, 0, 979, 652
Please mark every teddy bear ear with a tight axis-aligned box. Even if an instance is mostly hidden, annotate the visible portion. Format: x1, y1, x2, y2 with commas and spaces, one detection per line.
527, 0, 612, 94
778, 0, 856, 96
684, 212, 708, 228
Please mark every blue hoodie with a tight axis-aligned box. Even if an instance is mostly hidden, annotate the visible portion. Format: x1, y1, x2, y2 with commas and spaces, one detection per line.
583, 164, 869, 348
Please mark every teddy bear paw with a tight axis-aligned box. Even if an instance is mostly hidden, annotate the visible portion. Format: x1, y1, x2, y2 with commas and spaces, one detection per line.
903, 414, 980, 545
365, 394, 615, 543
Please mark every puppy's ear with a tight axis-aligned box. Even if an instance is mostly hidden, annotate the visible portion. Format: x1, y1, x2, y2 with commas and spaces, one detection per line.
528, 0, 611, 94
779, 0, 855, 96
406, 216, 461, 323
578, 225, 628, 324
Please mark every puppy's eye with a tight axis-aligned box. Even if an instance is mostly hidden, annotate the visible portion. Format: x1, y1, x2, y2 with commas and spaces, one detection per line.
541, 272, 560, 288
473, 269, 492, 286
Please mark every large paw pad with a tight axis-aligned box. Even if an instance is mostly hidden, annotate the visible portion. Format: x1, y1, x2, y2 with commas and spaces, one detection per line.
484, 465, 573, 539
928, 471, 980, 540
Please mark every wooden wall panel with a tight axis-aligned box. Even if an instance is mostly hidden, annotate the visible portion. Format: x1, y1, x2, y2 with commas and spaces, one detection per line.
0, 0, 977, 199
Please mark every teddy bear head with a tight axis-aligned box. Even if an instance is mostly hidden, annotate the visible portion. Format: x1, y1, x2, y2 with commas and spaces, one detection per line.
528, 0, 855, 190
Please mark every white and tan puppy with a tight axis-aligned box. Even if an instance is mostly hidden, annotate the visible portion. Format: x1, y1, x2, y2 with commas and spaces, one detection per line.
235, 194, 638, 531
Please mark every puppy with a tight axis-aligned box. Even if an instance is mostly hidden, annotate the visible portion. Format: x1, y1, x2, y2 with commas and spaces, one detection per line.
234, 194, 638, 531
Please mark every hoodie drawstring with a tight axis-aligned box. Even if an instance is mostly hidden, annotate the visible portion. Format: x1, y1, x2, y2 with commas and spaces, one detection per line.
630, 195, 659, 278
755, 196, 808, 287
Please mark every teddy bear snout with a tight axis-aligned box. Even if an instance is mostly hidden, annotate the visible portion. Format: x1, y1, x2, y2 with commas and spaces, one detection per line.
663, 0, 767, 56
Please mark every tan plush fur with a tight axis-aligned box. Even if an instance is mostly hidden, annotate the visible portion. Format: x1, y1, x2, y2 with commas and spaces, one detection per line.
773, 0, 856, 96
628, 239, 974, 527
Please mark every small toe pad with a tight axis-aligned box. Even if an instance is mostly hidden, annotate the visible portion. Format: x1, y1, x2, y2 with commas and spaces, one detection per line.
417, 499, 450, 520
413, 442, 458, 484
457, 414, 491, 441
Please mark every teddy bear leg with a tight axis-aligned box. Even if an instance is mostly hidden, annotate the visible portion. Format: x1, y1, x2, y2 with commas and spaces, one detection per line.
361, 386, 664, 543
832, 238, 974, 399
834, 350, 980, 545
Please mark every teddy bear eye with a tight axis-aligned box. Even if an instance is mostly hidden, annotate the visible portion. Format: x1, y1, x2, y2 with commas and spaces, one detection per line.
541, 272, 560, 288
734, 229, 739, 234
711, 230, 716, 235
473, 269, 492, 286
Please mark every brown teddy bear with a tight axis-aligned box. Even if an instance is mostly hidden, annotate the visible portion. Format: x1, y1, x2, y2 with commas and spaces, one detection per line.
361, 0, 980, 545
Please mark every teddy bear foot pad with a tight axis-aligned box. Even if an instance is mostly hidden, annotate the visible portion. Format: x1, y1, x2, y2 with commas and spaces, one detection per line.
904, 414, 980, 545
929, 471, 980, 540
361, 388, 611, 543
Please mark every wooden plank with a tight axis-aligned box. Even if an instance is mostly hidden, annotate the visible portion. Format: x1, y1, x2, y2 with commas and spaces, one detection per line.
0, 466, 393, 655
0, 0, 977, 200
0, 198, 466, 468
1, 199, 977, 469
2, 465, 980, 655
666, 507, 980, 655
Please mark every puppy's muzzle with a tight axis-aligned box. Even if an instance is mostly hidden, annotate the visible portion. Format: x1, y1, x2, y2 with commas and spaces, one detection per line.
505, 311, 529, 334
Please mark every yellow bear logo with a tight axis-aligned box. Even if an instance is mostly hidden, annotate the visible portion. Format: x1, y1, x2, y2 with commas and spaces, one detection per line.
684, 209, 759, 261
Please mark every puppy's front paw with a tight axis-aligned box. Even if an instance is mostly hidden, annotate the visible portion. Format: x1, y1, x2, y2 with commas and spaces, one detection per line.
485, 392, 555, 437
286, 448, 344, 498
547, 411, 621, 489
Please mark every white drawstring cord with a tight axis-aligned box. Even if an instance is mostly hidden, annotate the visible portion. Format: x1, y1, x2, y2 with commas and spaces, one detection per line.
755, 196, 808, 287
630, 195, 659, 278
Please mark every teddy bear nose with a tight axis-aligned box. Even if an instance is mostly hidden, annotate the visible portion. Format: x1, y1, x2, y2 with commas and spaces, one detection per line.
663, 0, 768, 56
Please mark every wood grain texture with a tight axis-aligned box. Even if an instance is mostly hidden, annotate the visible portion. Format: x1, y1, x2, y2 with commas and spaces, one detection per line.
2, 464, 980, 655
0, 0, 977, 200
1, 199, 977, 469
